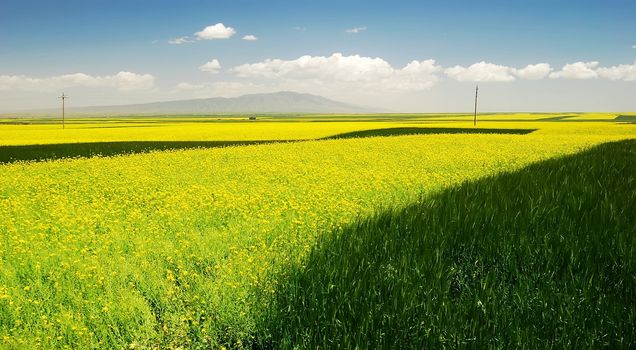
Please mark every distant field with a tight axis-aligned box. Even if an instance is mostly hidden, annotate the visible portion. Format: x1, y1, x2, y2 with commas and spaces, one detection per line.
0, 113, 634, 348
0, 112, 634, 147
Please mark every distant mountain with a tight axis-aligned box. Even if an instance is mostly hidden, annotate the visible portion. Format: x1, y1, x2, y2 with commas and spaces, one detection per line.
47, 91, 374, 115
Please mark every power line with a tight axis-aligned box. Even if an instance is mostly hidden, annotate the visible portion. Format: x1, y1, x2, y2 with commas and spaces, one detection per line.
59, 92, 69, 129
473, 85, 478, 127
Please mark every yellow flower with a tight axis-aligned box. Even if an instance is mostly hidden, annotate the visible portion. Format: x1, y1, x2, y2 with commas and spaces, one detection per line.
0, 115, 633, 346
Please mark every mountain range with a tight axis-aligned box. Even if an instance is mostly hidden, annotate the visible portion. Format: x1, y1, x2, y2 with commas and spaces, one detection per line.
6, 91, 375, 116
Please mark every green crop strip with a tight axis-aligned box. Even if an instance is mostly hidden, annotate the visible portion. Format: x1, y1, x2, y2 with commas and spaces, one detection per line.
263, 140, 636, 348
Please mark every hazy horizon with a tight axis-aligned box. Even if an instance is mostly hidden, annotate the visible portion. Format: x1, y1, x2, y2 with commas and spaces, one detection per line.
2, 89, 635, 115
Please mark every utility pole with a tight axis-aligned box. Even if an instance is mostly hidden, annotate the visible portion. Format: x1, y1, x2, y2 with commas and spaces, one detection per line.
59, 93, 69, 129
473, 85, 478, 127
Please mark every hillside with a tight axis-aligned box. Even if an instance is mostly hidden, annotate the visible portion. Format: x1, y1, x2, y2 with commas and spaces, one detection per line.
13, 91, 374, 116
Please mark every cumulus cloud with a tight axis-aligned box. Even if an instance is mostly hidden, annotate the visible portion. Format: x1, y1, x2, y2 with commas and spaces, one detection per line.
195, 23, 236, 40
0, 72, 155, 92
168, 36, 193, 44
445, 61, 517, 82
173, 56, 636, 109
242, 34, 258, 41
199, 59, 222, 74
549, 61, 599, 79
346, 26, 367, 33
110, 72, 156, 91
233, 53, 392, 81
514, 63, 552, 80
596, 61, 636, 81
444, 62, 553, 81
444, 59, 636, 82
443, 60, 634, 81
230, 53, 441, 91
391, 60, 442, 89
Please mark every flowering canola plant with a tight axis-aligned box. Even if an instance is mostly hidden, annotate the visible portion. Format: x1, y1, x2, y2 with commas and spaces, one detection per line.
0, 115, 634, 348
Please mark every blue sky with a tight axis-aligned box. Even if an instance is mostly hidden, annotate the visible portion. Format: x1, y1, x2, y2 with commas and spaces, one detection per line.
1, 0, 635, 111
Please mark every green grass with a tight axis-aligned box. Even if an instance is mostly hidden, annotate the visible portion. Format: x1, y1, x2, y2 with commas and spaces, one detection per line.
260, 140, 636, 348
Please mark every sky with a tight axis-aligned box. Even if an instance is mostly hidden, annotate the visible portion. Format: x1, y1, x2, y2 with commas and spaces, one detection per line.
1, 0, 635, 112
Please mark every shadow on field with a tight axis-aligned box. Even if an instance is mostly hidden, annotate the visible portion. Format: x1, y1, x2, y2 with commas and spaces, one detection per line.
615, 115, 636, 123
0, 127, 537, 164
536, 115, 576, 121
322, 127, 537, 139
536, 115, 634, 123
259, 140, 635, 349
0, 140, 292, 164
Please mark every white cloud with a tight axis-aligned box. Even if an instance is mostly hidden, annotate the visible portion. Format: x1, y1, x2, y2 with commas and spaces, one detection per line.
168, 36, 193, 44
514, 63, 552, 80
242, 34, 258, 41
292, 26, 307, 32
230, 53, 441, 91
445, 62, 553, 81
233, 53, 392, 81
549, 61, 599, 79
110, 72, 156, 91
0, 72, 155, 92
199, 59, 222, 74
391, 60, 442, 89
144, 56, 636, 111
445, 61, 517, 82
195, 23, 236, 40
443, 60, 633, 81
346, 26, 367, 33
632, 44, 636, 49
596, 61, 636, 81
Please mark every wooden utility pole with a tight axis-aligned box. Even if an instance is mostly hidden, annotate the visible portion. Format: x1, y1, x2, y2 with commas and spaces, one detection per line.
473, 85, 478, 127
59, 93, 69, 129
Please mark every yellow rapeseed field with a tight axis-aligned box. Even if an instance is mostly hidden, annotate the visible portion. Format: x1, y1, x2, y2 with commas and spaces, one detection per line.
0, 114, 634, 348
